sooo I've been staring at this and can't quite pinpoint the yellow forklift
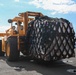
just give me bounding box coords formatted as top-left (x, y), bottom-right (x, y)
top-left (0, 11), bottom-right (75, 61)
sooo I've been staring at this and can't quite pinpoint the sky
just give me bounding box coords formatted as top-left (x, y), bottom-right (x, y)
top-left (0, 0), bottom-right (76, 33)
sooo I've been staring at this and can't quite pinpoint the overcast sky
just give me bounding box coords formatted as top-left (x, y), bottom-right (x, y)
top-left (0, 0), bottom-right (76, 33)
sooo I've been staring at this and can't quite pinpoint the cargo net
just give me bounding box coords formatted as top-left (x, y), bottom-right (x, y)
top-left (26, 16), bottom-right (75, 61)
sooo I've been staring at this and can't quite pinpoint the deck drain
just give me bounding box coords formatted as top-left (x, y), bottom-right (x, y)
top-left (62, 60), bottom-right (73, 63)
top-left (67, 69), bottom-right (76, 73)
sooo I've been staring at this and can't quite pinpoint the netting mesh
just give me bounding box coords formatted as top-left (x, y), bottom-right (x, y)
top-left (25, 16), bottom-right (75, 61)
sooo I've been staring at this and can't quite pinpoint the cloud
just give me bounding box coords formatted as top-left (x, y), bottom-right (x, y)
top-left (29, 0), bottom-right (76, 14)
top-left (14, 0), bottom-right (20, 2)
top-left (0, 26), bottom-right (10, 33)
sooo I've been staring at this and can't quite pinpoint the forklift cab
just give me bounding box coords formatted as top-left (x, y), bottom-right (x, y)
top-left (8, 18), bottom-right (24, 36)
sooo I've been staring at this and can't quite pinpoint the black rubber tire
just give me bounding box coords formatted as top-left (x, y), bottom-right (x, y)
top-left (26, 16), bottom-right (75, 61)
top-left (0, 40), bottom-right (5, 56)
top-left (6, 37), bottom-right (19, 61)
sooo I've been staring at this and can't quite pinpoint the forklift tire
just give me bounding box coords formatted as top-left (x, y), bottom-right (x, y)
top-left (27, 16), bottom-right (75, 61)
top-left (0, 40), bottom-right (5, 56)
top-left (6, 37), bottom-right (19, 61)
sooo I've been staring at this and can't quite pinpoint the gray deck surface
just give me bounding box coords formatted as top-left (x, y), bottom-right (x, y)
top-left (0, 49), bottom-right (76, 75)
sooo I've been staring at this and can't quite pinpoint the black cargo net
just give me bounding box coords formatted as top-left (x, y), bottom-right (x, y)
top-left (26, 16), bottom-right (75, 61)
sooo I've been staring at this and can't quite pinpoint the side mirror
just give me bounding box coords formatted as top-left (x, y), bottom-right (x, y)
top-left (8, 19), bottom-right (12, 23)
top-left (15, 23), bottom-right (17, 25)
